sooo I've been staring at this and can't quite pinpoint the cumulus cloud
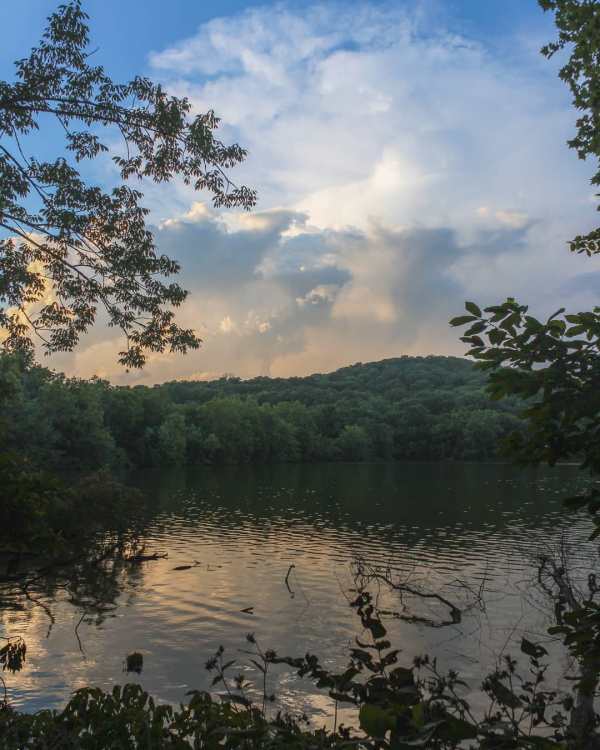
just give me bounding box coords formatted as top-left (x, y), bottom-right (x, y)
top-left (53, 203), bottom-right (541, 384)
top-left (51, 2), bottom-right (600, 382)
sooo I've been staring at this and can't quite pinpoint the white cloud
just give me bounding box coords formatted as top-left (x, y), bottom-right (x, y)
top-left (52, 206), bottom-right (552, 384)
top-left (149, 3), bottom-right (593, 239)
top-left (219, 315), bottom-right (236, 334)
top-left (51, 2), bottom-right (600, 382)
top-left (296, 285), bottom-right (338, 307)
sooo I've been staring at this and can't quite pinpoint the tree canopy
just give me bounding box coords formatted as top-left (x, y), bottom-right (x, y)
top-left (540, 0), bottom-right (600, 256)
top-left (451, 0), bottom-right (600, 508)
top-left (0, 353), bottom-right (523, 469)
top-left (0, 0), bottom-right (255, 368)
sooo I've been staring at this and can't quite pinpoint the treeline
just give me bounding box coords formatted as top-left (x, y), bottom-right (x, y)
top-left (0, 354), bottom-right (523, 469)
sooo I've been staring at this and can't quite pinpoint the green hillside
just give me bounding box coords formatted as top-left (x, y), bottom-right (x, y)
top-left (1, 354), bottom-right (523, 468)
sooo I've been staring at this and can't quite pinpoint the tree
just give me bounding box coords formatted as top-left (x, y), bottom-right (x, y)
top-left (539, 0), bottom-right (600, 257)
top-left (451, 2), bottom-right (600, 744)
top-left (203, 432), bottom-right (223, 464)
top-left (0, 0), bottom-right (255, 369)
top-left (337, 424), bottom-right (371, 461)
top-left (157, 410), bottom-right (187, 465)
top-left (450, 0), bottom-right (600, 520)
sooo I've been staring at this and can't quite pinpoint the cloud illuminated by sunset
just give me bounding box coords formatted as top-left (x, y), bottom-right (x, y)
top-left (39, 1), bottom-right (598, 384)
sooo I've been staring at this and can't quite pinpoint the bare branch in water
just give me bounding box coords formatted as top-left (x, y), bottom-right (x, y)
top-left (352, 557), bottom-right (463, 628)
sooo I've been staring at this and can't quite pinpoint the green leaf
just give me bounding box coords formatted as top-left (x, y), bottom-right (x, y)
top-left (449, 315), bottom-right (477, 327)
top-left (499, 312), bottom-right (520, 333)
top-left (435, 715), bottom-right (478, 742)
top-left (488, 328), bottom-right (506, 345)
top-left (521, 638), bottom-right (548, 659)
top-left (368, 620), bottom-right (387, 640)
top-left (489, 680), bottom-right (522, 708)
top-left (462, 335), bottom-right (484, 347)
top-left (464, 321), bottom-right (487, 336)
top-left (465, 301), bottom-right (482, 317)
top-left (359, 703), bottom-right (395, 737)
top-left (524, 315), bottom-right (544, 330)
top-left (351, 648), bottom-right (374, 666)
top-left (547, 626), bottom-right (567, 636)
top-left (390, 666), bottom-right (414, 686)
top-left (548, 319), bottom-right (566, 334)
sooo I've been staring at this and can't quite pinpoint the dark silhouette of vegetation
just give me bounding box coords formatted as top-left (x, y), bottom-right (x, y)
top-left (0, 0), bottom-right (254, 369)
top-left (0, 579), bottom-right (585, 748)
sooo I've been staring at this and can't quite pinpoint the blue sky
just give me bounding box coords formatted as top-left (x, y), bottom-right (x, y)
top-left (1, 1), bottom-right (598, 383)
top-left (1, 1), bottom-right (550, 70)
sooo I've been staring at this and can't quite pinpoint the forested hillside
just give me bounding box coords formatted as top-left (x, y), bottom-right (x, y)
top-left (1, 354), bottom-right (522, 468)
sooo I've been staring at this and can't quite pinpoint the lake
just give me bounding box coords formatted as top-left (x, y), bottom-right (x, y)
top-left (3, 461), bottom-right (596, 723)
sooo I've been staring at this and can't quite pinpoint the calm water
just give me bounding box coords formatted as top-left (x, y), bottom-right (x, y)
top-left (2, 462), bottom-right (596, 721)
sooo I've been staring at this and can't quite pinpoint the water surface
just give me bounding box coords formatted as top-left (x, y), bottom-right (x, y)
top-left (3, 462), bottom-right (595, 721)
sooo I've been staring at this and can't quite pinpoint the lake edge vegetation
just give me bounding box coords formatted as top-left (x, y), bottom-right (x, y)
top-left (0, 353), bottom-right (525, 470)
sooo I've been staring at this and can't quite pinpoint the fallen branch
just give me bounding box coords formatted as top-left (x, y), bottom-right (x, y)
top-left (353, 559), bottom-right (462, 628)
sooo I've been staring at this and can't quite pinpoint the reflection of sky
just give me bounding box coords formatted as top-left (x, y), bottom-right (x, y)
top-left (2, 463), bottom-right (595, 722)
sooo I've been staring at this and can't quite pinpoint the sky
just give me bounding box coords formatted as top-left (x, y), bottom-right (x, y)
top-left (2, 0), bottom-right (599, 384)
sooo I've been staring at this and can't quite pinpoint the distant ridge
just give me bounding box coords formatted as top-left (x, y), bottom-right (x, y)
top-left (159, 355), bottom-right (480, 406)
top-left (3, 353), bottom-right (522, 467)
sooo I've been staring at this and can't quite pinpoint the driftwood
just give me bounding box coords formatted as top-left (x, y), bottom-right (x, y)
top-left (352, 558), bottom-right (462, 628)
top-left (284, 564), bottom-right (297, 598)
top-left (172, 560), bottom-right (201, 571)
top-left (124, 552), bottom-right (168, 563)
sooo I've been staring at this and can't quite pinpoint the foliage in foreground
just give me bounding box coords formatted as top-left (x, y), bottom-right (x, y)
top-left (0, 0), bottom-right (254, 368)
top-left (0, 586), bottom-right (583, 749)
top-left (445, 3), bottom-right (600, 747)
